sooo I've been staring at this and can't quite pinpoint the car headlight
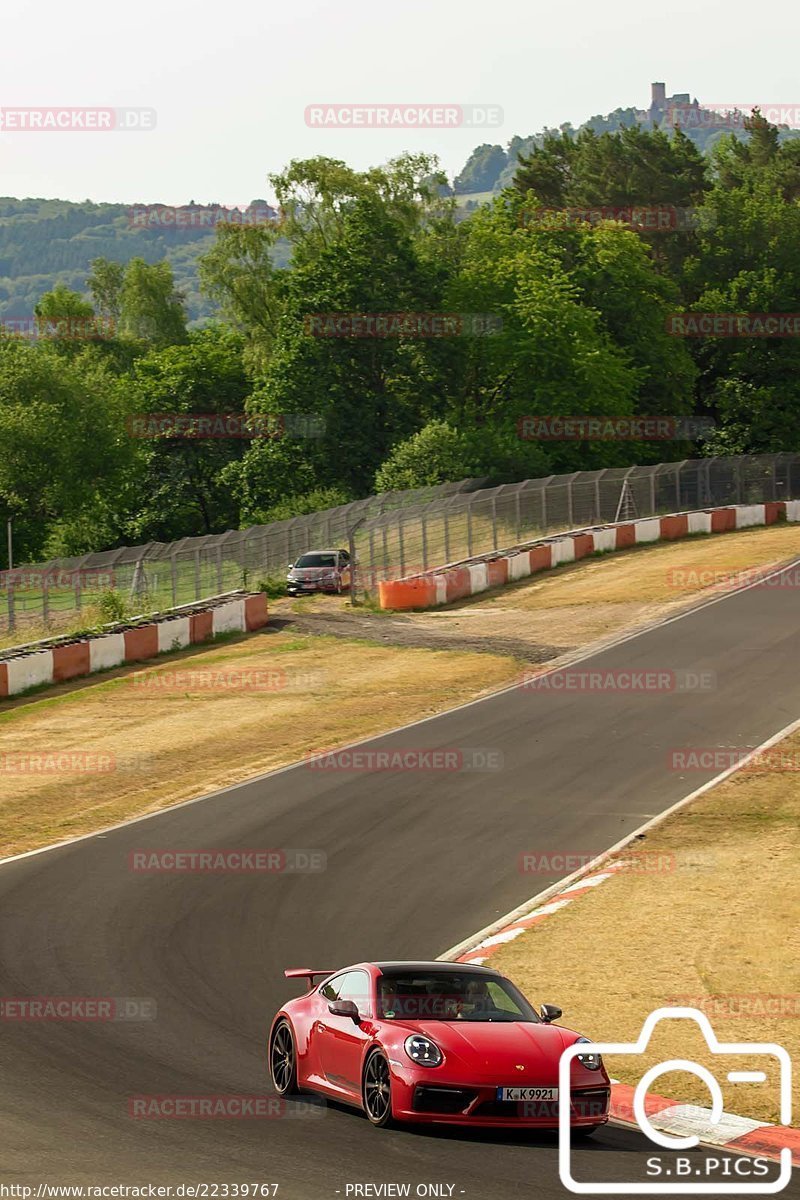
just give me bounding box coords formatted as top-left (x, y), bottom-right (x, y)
top-left (404, 1035), bottom-right (443, 1067)
top-left (575, 1036), bottom-right (603, 1070)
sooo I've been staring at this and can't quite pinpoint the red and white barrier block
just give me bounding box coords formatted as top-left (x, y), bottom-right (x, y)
top-left (0, 593), bottom-right (268, 699)
top-left (379, 502), bottom-right (798, 610)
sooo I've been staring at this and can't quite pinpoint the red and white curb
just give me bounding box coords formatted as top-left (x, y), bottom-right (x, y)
top-left (453, 863), bottom-right (628, 965)
top-left (611, 1083), bottom-right (800, 1166)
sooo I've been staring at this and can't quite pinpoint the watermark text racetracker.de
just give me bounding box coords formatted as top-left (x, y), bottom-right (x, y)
top-left (0, 316), bottom-right (116, 341)
top-left (521, 668), bottom-right (716, 694)
top-left (668, 102), bottom-right (800, 130)
top-left (667, 313), bottom-right (800, 337)
top-left (304, 312), bottom-right (502, 338)
top-left (303, 747), bottom-right (504, 772)
top-left (666, 565), bottom-right (800, 592)
top-left (519, 205), bottom-right (712, 233)
top-left (128, 849), bottom-right (326, 873)
top-left (129, 668), bottom-right (326, 694)
top-left (1, 996), bottom-right (156, 1021)
top-left (519, 848), bottom-right (717, 876)
top-left (305, 103), bottom-right (502, 128)
top-left (0, 568), bottom-right (115, 591)
top-left (666, 993), bottom-right (800, 1019)
top-left (129, 1094), bottom-right (325, 1120)
top-left (517, 416), bottom-right (714, 442)
top-left (669, 746), bottom-right (800, 772)
top-left (0, 751), bottom-right (115, 775)
top-left (0, 107), bottom-right (156, 131)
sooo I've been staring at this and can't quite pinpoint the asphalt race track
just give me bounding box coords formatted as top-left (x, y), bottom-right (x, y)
top-left (2, 567), bottom-right (800, 1198)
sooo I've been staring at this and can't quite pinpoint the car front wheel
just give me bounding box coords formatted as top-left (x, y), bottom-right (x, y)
top-left (363, 1049), bottom-right (394, 1127)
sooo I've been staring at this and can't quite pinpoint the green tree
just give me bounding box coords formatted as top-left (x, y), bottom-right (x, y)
top-left (0, 341), bottom-right (131, 560)
top-left (120, 326), bottom-right (251, 540)
top-left (87, 258), bottom-right (125, 324)
top-left (119, 258), bottom-right (188, 345)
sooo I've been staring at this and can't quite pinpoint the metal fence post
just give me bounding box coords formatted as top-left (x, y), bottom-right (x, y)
top-left (171, 555), bottom-right (178, 606)
top-left (676, 465), bottom-right (681, 511)
top-left (567, 479), bottom-right (573, 527)
top-left (216, 544), bottom-right (223, 594)
top-left (194, 550), bottom-right (201, 600)
top-left (444, 508), bottom-right (450, 563)
top-left (421, 510), bottom-right (428, 572)
top-left (398, 512), bottom-right (406, 577)
top-left (42, 572), bottom-right (50, 626)
top-left (7, 582), bottom-right (15, 633)
top-left (491, 495), bottom-right (498, 550)
top-left (347, 516), bottom-right (366, 605)
top-left (514, 491), bottom-right (521, 543)
top-left (467, 504), bottom-right (473, 556)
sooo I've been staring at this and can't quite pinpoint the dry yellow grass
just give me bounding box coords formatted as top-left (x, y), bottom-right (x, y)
top-left (0, 632), bottom-right (518, 857)
top-left (493, 735), bottom-right (800, 1123)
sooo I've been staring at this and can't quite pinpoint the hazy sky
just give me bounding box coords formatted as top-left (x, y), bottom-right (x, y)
top-left (2, 0), bottom-right (799, 205)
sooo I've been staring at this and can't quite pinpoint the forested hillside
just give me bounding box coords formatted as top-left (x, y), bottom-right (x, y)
top-left (2, 114), bottom-right (799, 568)
top-left (0, 198), bottom-right (285, 325)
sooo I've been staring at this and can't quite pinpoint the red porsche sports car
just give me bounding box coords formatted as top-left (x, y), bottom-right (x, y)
top-left (268, 960), bottom-right (610, 1131)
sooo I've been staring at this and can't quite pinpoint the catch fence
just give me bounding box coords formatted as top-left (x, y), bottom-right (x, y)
top-left (3, 454), bottom-right (799, 635)
top-left (351, 454), bottom-right (800, 595)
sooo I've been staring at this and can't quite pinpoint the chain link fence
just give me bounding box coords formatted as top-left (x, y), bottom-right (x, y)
top-left (0, 478), bottom-right (486, 638)
top-left (3, 454), bottom-right (799, 637)
top-left (351, 454), bottom-right (800, 596)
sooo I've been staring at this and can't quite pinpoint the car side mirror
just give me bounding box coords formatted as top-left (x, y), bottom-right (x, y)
top-left (288, 563), bottom-right (294, 569)
top-left (540, 1003), bottom-right (562, 1024)
top-left (328, 999), bottom-right (360, 1022)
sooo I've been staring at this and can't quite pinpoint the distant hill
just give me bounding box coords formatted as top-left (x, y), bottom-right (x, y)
top-left (0, 197), bottom-right (286, 327)
top-left (454, 84), bottom-right (800, 196)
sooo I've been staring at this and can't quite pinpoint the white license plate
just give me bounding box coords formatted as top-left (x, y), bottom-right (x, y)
top-left (497, 1086), bottom-right (558, 1102)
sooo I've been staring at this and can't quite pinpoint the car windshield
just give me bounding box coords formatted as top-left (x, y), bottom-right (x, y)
top-left (377, 971), bottom-right (540, 1022)
top-left (295, 554), bottom-right (336, 568)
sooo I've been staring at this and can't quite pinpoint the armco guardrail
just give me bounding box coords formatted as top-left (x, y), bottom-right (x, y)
top-left (377, 501), bottom-right (800, 610)
top-left (0, 591), bottom-right (268, 699)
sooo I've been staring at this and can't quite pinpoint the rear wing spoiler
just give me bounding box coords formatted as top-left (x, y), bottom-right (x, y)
top-left (284, 968), bottom-right (336, 993)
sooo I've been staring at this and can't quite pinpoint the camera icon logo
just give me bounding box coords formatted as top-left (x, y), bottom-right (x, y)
top-left (558, 1006), bottom-right (792, 1194)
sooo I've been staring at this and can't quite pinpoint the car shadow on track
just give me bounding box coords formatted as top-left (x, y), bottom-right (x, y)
top-left (298, 1095), bottom-right (625, 1152)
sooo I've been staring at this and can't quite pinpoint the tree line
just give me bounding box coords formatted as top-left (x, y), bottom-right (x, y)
top-left (1, 112), bottom-right (798, 565)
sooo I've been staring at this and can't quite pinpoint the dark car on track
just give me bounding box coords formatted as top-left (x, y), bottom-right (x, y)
top-left (269, 961), bottom-right (610, 1131)
top-left (286, 549), bottom-right (350, 596)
